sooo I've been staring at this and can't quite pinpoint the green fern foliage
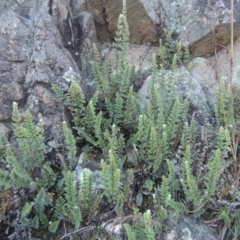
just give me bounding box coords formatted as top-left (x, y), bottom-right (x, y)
top-left (34, 188), bottom-right (49, 213)
top-left (130, 54), bottom-right (189, 174)
top-left (104, 124), bottom-right (126, 168)
top-left (215, 78), bottom-right (233, 127)
top-left (54, 197), bottom-right (66, 219)
top-left (63, 121), bottom-right (77, 170)
top-left (180, 145), bottom-right (223, 210)
top-left (67, 81), bottom-right (86, 127)
top-left (157, 30), bottom-right (190, 68)
top-left (12, 102), bottom-right (45, 171)
top-left (1, 0), bottom-right (235, 239)
top-left (52, 0), bottom-right (140, 155)
top-left (144, 210), bottom-right (155, 240)
top-left (64, 171), bottom-right (82, 229)
top-left (181, 145), bottom-right (201, 206)
top-left (79, 168), bottom-right (101, 219)
top-left (123, 209), bottom-right (156, 240)
top-left (0, 169), bottom-right (11, 191)
top-left (205, 149), bottom-right (222, 198)
top-left (101, 150), bottom-right (121, 205)
top-left (6, 147), bottom-right (32, 188)
top-left (48, 220), bottom-right (60, 233)
top-left (64, 171), bottom-right (78, 211)
top-left (166, 159), bottom-right (180, 198)
top-left (52, 84), bottom-right (67, 102)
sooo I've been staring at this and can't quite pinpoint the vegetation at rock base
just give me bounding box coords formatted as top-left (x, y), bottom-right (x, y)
top-left (1, 0), bottom-right (240, 239)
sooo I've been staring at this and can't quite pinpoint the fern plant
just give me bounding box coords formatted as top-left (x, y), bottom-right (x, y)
top-left (214, 77), bottom-right (240, 184)
top-left (157, 30), bottom-right (190, 69)
top-left (63, 170), bottom-right (82, 229)
top-left (101, 149), bottom-right (133, 215)
top-left (123, 209), bottom-right (156, 240)
top-left (0, 104), bottom-right (103, 238)
top-left (11, 102), bottom-right (45, 177)
top-left (128, 52), bottom-right (189, 175)
top-left (52, 0), bottom-right (141, 157)
top-left (180, 145), bottom-right (223, 212)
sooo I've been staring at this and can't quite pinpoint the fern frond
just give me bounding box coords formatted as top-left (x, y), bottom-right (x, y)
top-left (31, 215), bottom-right (39, 229)
top-left (166, 159), bottom-right (179, 198)
top-left (67, 81), bottom-right (86, 127)
top-left (120, 65), bottom-right (134, 96)
top-left (166, 97), bottom-right (181, 147)
top-left (58, 153), bottom-right (68, 173)
top-left (64, 171), bottom-right (78, 211)
top-left (42, 164), bottom-right (57, 188)
top-left (133, 209), bottom-right (145, 240)
top-left (160, 176), bottom-right (169, 209)
top-left (148, 126), bottom-right (158, 161)
top-left (21, 202), bottom-right (34, 219)
top-left (48, 220), bottom-right (60, 233)
top-left (180, 145), bottom-right (201, 206)
top-left (205, 149), bottom-right (221, 197)
top-left (143, 210), bottom-right (155, 240)
top-left (52, 84), bottom-right (67, 102)
top-left (219, 207), bottom-right (231, 228)
top-left (79, 169), bottom-right (94, 212)
top-left (34, 188), bottom-right (47, 213)
top-left (83, 100), bottom-right (96, 132)
top-left (63, 121), bottom-right (77, 170)
top-left (39, 212), bottom-right (48, 228)
top-left (6, 148), bottom-right (32, 188)
top-left (12, 102), bottom-right (23, 138)
top-left (106, 124), bottom-right (125, 168)
top-left (101, 150), bottom-right (121, 204)
top-left (184, 159), bottom-right (201, 205)
top-left (167, 195), bottom-right (186, 213)
top-left (153, 130), bottom-right (167, 174)
top-left (91, 43), bottom-right (107, 92)
top-left (123, 223), bottom-right (136, 240)
top-left (0, 169), bottom-right (11, 191)
top-left (114, 92), bottom-right (123, 125)
top-left (157, 206), bottom-right (168, 222)
top-left (71, 206), bottom-right (81, 230)
top-left (54, 197), bottom-right (66, 219)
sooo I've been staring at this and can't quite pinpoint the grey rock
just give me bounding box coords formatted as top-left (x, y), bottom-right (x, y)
top-left (0, 123), bottom-right (10, 139)
top-left (208, 37), bottom-right (240, 85)
top-left (137, 65), bottom-right (215, 120)
top-left (164, 216), bottom-right (218, 240)
top-left (0, 11), bottom-right (31, 120)
top-left (77, 11), bottom-right (98, 96)
top-left (84, 0), bottom-right (159, 45)
top-left (80, 0), bottom-right (240, 59)
top-left (0, 1), bottom-right (93, 148)
top-left (189, 57), bottom-right (218, 107)
top-left (0, 0), bottom-right (37, 18)
top-left (101, 43), bottom-right (158, 72)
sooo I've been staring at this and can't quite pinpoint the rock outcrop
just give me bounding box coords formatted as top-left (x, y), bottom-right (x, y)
top-left (77, 0), bottom-right (240, 57)
top-left (1, 0), bottom-right (239, 140)
top-left (0, 0), bottom-right (97, 150)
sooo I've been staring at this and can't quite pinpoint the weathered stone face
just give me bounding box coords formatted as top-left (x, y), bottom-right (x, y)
top-left (0, 0), bottom-right (36, 18)
top-left (0, 2), bottom-right (83, 148)
top-left (208, 37), bottom-right (240, 83)
top-left (82, 0), bottom-right (240, 57)
top-left (0, 11), bottom-right (32, 121)
top-left (82, 0), bottom-right (159, 45)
